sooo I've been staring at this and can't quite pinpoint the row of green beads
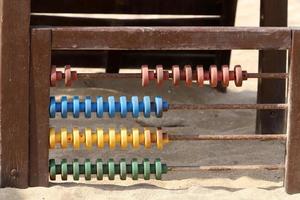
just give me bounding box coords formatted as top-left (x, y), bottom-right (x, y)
top-left (49, 158), bottom-right (167, 181)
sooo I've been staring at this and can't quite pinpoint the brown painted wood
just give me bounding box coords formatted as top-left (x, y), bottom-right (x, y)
top-left (51, 27), bottom-right (291, 50)
top-left (29, 29), bottom-right (51, 187)
top-left (0, 0), bottom-right (30, 188)
top-left (285, 30), bottom-right (300, 194)
top-left (256, 0), bottom-right (288, 134)
top-left (31, 0), bottom-right (222, 15)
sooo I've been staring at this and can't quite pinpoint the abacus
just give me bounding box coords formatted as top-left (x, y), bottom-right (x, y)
top-left (2, 25), bottom-right (300, 194)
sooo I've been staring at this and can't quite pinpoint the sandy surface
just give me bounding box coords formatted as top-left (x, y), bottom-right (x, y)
top-left (2, 0), bottom-right (300, 199)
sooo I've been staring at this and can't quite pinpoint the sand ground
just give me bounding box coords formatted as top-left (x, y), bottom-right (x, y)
top-left (2, 0), bottom-right (300, 199)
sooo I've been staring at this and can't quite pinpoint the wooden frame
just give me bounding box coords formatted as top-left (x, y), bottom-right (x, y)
top-left (27, 27), bottom-right (300, 194)
top-left (256, 0), bottom-right (288, 134)
top-left (0, 0), bottom-right (30, 188)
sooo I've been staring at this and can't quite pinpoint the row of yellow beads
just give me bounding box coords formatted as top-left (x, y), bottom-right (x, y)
top-left (49, 128), bottom-right (169, 150)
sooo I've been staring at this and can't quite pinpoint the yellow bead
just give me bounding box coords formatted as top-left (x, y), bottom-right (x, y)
top-left (144, 128), bottom-right (152, 148)
top-left (132, 128), bottom-right (140, 149)
top-left (97, 128), bottom-right (104, 148)
top-left (109, 128), bottom-right (116, 149)
top-left (120, 128), bottom-right (128, 149)
top-left (60, 128), bottom-right (68, 148)
top-left (85, 128), bottom-right (92, 149)
top-left (49, 128), bottom-right (56, 149)
top-left (73, 128), bottom-right (80, 149)
top-left (156, 129), bottom-right (163, 150)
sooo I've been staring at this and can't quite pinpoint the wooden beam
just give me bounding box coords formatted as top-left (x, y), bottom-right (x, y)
top-left (256, 0), bottom-right (288, 134)
top-left (0, 0), bottom-right (30, 188)
top-left (50, 27), bottom-right (291, 50)
top-left (29, 29), bottom-right (51, 187)
top-left (31, 0), bottom-right (222, 15)
top-left (285, 30), bottom-right (300, 194)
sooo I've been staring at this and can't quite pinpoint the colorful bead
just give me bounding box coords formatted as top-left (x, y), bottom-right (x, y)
top-left (50, 127), bottom-right (169, 150)
top-left (49, 96), bottom-right (56, 118)
top-left (108, 159), bottom-right (115, 180)
top-left (131, 96), bottom-right (139, 118)
top-left (49, 158), bottom-right (167, 181)
top-left (96, 96), bottom-right (104, 118)
top-left (85, 159), bottom-right (91, 180)
top-left (120, 96), bottom-right (127, 118)
top-left (119, 159), bottom-right (127, 180)
top-left (73, 159), bottom-right (80, 181)
top-left (155, 96), bottom-right (163, 118)
top-left (73, 96), bottom-right (80, 118)
top-left (131, 159), bottom-right (139, 180)
top-left (96, 159), bottom-right (103, 180)
top-left (61, 96), bottom-right (68, 118)
top-left (143, 96), bottom-right (151, 118)
top-left (84, 96), bottom-right (92, 118)
top-left (108, 96), bottom-right (115, 118)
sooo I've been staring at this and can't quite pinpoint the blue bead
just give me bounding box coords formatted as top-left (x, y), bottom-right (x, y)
top-left (49, 96), bottom-right (56, 118)
top-left (73, 96), bottom-right (80, 118)
top-left (155, 96), bottom-right (163, 118)
top-left (120, 96), bottom-right (127, 118)
top-left (143, 96), bottom-right (151, 118)
top-left (108, 96), bottom-right (115, 118)
top-left (85, 97), bottom-right (92, 118)
top-left (132, 96), bottom-right (139, 118)
top-left (61, 96), bottom-right (68, 118)
top-left (96, 96), bottom-right (104, 118)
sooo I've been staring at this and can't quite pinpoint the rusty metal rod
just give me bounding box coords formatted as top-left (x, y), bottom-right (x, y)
top-left (168, 164), bottom-right (285, 172)
top-left (169, 103), bottom-right (288, 110)
top-left (247, 73), bottom-right (288, 79)
top-left (76, 72), bottom-right (288, 80)
top-left (168, 134), bottom-right (286, 141)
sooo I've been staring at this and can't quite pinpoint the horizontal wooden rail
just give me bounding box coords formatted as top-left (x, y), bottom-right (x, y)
top-left (45, 27), bottom-right (292, 50)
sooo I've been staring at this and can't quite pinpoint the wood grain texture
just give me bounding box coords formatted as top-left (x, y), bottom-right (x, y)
top-left (29, 29), bottom-right (51, 187)
top-left (51, 27), bottom-right (291, 50)
top-left (0, 0), bottom-right (30, 188)
top-left (285, 30), bottom-right (300, 194)
top-left (256, 0), bottom-right (288, 134)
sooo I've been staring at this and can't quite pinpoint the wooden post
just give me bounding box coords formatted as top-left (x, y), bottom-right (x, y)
top-left (29, 29), bottom-right (51, 187)
top-left (0, 0), bottom-right (30, 188)
top-left (285, 30), bottom-right (300, 194)
top-left (256, 0), bottom-right (287, 134)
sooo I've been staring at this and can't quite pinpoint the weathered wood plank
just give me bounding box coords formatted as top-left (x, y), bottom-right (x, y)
top-left (256, 0), bottom-right (287, 134)
top-left (285, 30), bottom-right (300, 194)
top-left (29, 29), bottom-right (51, 187)
top-left (0, 0), bottom-right (30, 188)
top-left (50, 27), bottom-right (291, 50)
top-left (31, 0), bottom-right (222, 15)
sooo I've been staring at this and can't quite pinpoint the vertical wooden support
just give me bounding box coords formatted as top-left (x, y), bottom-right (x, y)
top-left (29, 29), bottom-right (51, 187)
top-left (0, 0), bottom-right (30, 188)
top-left (256, 0), bottom-right (287, 134)
top-left (285, 30), bottom-right (300, 194)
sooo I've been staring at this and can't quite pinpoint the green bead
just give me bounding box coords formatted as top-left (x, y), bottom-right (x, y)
top-left (61, 159), bottom-right (68, 181)
top-left (96, 159), bottom-right (103, 180)
top-left (73, 159), bottom-right (79, 181)
top-left (108, 159), bottom-right (115, 180)
top-left (85, 159), bottom-right (91, 180)
top-left (143, 159), bottom-right (150, 180)
top-left (119, 159), bottom-right (127, 180)
top-left (49, 159), bottom-right (56, 180)
top-left (155, 159), bottom-right (162, 180)
top-left (131, 159), bottom-right (138, 180)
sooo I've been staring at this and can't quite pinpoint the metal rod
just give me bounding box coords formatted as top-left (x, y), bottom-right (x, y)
top-left (168, 134), bottom-right (286, 141)
top-left (76, 72), bottom-right (288, 80)
top-left (247, 73), bottom-right (288, 79)
top-left (168, 164), bottom-right (285, 172)
top-left (169, 103), bottom-right (288, 110)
